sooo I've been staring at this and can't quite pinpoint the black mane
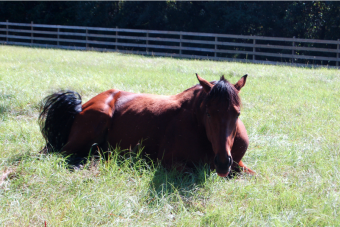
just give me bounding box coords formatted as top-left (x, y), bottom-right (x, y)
top-left (207, 76), bottom-right (241, 107)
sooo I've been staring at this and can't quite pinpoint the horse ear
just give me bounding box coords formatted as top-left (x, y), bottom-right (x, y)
top-left (196, 73), bottom-right (212, 93)
top-left (234, 74), bottom-right (247, 91)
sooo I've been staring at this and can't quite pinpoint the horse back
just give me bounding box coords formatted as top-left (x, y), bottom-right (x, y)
top-left (81, 89), bottom-right (121, 117)
top-left (106, 91), bottom-right (190, 157)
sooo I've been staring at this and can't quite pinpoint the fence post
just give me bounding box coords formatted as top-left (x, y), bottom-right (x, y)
top-left (57, 27), bottom-right (60, 46)
top-left (146, 32), bottom-right (149, 53)
top-left (292, 36), bottom-right (295, 63)
top-left (252, 37), bottom-right (256, 61)
top-left (337, 39), bottom-right (339, 67)
top-left (31, 21), bottom-right (34, 44)
top-left (115, 26), bottom-right (118, 51)
top-left (86, 29), bottom-right (88, 49)
top-left (6, 20), bottom-right (8, 42)
top-left (179, 32), bottom-right (182, 56)
top-left (214, 37), bottom-right (217, 58)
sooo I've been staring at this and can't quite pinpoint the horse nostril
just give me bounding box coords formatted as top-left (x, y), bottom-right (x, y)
top-left (228, 156), bottom-right (233, 166)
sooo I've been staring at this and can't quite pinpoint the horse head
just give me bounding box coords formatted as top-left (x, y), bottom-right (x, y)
top-left (196, 73), bottom-right (247, 177)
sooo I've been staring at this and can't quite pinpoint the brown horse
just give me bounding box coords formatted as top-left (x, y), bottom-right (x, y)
top-left (39, 74), bottom-right (254, 177)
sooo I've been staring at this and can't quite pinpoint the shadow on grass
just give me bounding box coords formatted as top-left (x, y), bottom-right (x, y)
top-left (39, 143), bottom-right (224, 189)
top-left (38, 143), bottom-right (222, 206)
top-left (43, 143), bottom-right (215, 186)
top-left (38, 143), bottom-right (102, 169)
top-left (144, 163), bottom-right (217, 211)
top-left (149, 163), bottom-right (212, 194)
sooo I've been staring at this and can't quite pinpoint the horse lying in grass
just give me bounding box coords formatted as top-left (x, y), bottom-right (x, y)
top-left (39, 74), bottom-right (255, 177)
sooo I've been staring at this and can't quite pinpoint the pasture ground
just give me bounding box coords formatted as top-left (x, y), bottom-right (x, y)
top-left (0, 45), bottom-right (339, 226)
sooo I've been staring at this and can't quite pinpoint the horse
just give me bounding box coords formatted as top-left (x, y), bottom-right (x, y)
top-left (39, 74), bottom-right (255, 177)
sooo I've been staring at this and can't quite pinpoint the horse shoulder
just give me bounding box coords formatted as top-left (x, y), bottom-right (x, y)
top-left (158, 108), bottom-right (211, 164)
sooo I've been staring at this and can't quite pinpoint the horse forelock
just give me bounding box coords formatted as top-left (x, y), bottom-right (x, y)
top-left (206, 77), bottom-right (241, 108)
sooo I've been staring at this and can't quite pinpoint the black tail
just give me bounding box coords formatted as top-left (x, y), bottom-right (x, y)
top-left (39, 90), bottom-right (82, 153)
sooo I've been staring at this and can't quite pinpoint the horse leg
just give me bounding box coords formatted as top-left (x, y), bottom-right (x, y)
top-left (231, 119), bottom-right (255, 175)
top-left (237, 160), bottom-right (255, 175)
top-left (61, 111), bottom-right (111, 157)
top-left (60, 90), bottom-right (121, 157)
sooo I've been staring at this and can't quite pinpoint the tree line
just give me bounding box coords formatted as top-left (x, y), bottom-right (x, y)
top-left (1, 1), bottom-right (339, 40)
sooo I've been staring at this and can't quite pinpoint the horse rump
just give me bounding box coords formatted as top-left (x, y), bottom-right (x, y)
top-left (38, 90), bottom-right (82, 153)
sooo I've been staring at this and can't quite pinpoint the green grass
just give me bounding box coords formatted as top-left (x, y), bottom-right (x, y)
top-left (0, 45), bottom-right (339, 226)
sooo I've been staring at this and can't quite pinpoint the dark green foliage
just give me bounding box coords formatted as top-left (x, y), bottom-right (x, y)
top-left (0, 1), bottom-right (339, 40)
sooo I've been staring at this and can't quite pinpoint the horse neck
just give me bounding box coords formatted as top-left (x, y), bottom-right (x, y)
top-left (175, 85), bottom-right (207, 119)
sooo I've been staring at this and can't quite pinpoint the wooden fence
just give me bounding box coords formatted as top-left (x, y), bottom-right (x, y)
top-left (0, 21), bottom-right (339, 68)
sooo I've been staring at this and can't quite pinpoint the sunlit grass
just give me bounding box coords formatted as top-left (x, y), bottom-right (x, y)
top-left (0, 45), bottom-right (339, 226)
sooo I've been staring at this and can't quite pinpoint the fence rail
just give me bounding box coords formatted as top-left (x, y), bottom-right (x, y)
top-left (0, 21), bottom-right (339, 67)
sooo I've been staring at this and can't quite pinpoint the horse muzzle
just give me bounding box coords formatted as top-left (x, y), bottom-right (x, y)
top-left (214, 155), bottom-right (233, 177)
top-left (217, 171), bottom-right (230, 177)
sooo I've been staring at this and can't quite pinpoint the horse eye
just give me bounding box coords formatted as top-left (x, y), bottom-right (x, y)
top-left (206, 112), bottom-right (211, 117)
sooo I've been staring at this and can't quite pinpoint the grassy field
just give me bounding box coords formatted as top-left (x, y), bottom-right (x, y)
top-left (0, 45), bottom-right (339, 226)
